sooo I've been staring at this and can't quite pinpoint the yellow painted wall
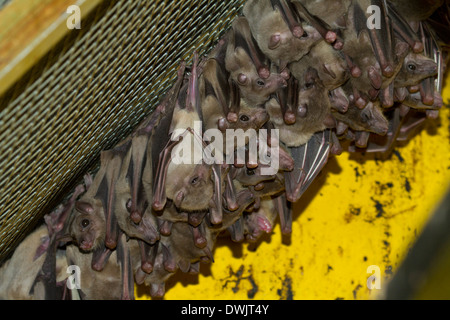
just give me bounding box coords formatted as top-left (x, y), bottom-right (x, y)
top-left (137, 74), bottom-right (450, 300)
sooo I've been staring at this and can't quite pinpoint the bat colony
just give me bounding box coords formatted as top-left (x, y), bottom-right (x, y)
top-left (0, 0), bottom-right (448, 299)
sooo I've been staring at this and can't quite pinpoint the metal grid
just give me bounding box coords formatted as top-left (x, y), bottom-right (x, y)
top-left (0, 0), bottom-right (245, 262)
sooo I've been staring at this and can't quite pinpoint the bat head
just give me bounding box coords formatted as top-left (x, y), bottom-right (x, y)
top-left (402, 52), bottom-right (438, 81)
top-left (356, 101), bottom-right (389, 135)
top-left (70, 200), bottom-right (105, 252)
top-left (166, 163), bottom-right (214, 212)
top-left (126, 209), bottom-right (160, 245)
top-left (226, 47), bottom-right (287, 105)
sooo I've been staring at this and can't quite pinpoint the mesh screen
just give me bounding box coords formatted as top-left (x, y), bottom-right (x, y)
top-left (0, 0), bottom-right (245, 262)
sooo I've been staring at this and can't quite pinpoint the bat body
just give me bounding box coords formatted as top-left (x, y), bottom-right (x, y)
top-left (225, 30), bottom-right (288, 106)
top-left (265, 67), bottom-right (332, 147)
top-left (289, 40), bottom-right (350, 91)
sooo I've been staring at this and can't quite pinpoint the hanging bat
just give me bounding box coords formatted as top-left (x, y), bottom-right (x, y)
top-left (224, 22), bottom-right (288, 106)
top-left (265, 67), bottom-right (332, 148)
top-left (289, 40), bottom-right (350, 91)
top-left (332, 100), bottom-right (389, 136)
top-left (243, 0), bottom-right (322, 68)
top-left (114, 137), bottom-right (160, 245)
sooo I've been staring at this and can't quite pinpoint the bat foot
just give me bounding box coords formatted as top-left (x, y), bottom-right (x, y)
top-left (130, 211), bottom-right (142, 224)
top-left (325, 31), bottom-right (337, 44)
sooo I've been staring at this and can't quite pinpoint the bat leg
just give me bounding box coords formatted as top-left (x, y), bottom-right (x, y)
top-left (161, 243), bottom-right (177, 273)
top-left (380, 83), bottom-right (395, 108)
top-left (91, 246), bottom-right (113, 272)
top-left (233, 17), bottom-right (270, 78)
top-left (355, 131), bottom-right (371, 148)
top-left (275, 79), bottom-right (296, 125)
top-left (292, 1), bottom-right (337, 44)
top-left (387, 2), bottom-right (423, 53)
top-left (342, 53), bottom-right (362, 78)
top-left (158, 219), bottom-right (173, 236)
top-left (271, 0), bottom-right (304, 38)
top-left (419, 78), bottom-right (435, 106)
top-left (368, 66), bottom-right (382, 90)
top-left (224, 169), bottom-right (239, 211)
top-left (330, 131), bottom-right (343, 155)
top-left (209, 164), bottom-right (224, 224)
top-left (191, 225), bottom-right (207, 249)
top-left (351, 86), bottom-right (367, 109)
top-left (228, 217), bottom-right (245, 242)
top-left (188, 211), bottom-right (207, 227)
top-left (138, 240), bottom-right (154, 274)
top-left (395, 87), bottom-right (408, 102)
top-left (273, 194), bottom-right (292, 235)
top-left (226, 80), bottom-right (241, 123)
top-left (152, 133), bottom-right (187, 211)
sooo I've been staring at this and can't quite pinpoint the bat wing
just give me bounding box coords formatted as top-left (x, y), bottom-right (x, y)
top-left (232, 16), bottom-right (270, 79)
top-left (116, 233), bottom-right (134, 300)
top-left (284, 129), bottom-right (332, 203)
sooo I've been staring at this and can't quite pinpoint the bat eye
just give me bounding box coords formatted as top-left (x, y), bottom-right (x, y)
top-left (239, 114), bottom-right (250, 122)
top-left (256, 79), bottom-right (265, 87)
top-left (301, 31), bottom-right (308, 38)
top-left (190, 176), bottom-right (199, 185)
top-left (81, 219), bottom-right (90, 228)
top-left (361, 112), bottom-right (370, 122)
top-left (407, 64), bottom-right (416, 71)
top-left (305, 81), bottom-right (314, 89)
top-left (246, 169), bottom-right (255, 176)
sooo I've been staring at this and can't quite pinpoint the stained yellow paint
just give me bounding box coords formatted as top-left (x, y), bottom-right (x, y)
top-left (136, 74), bottom-right (450, 300)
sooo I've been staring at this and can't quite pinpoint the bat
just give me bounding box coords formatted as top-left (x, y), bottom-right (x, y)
top-left (224, 22), bottom-right (288, 106)
top-left (265, 67), bottom-right (332, 147)
top-left (289, 40), bottom-right (350, 91)
top-left (243, 0), bottom-right (322, 67)
top-left (332, 100), bottom-right (389, 136)
top-left (152, 53), bottom-right (216, 217)
top-left (394, 52), bottom-right (438, 88)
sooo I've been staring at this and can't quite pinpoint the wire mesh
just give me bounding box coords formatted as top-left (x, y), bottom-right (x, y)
top-left (0, 0), bottom-right (245, 262)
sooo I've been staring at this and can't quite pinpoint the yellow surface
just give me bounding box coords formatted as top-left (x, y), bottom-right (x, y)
top-left (136, 74), bottom-right (450, 300)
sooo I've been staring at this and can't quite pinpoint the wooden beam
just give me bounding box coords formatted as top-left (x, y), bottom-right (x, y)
top-left (0, 0), bottom-right (102, 97)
